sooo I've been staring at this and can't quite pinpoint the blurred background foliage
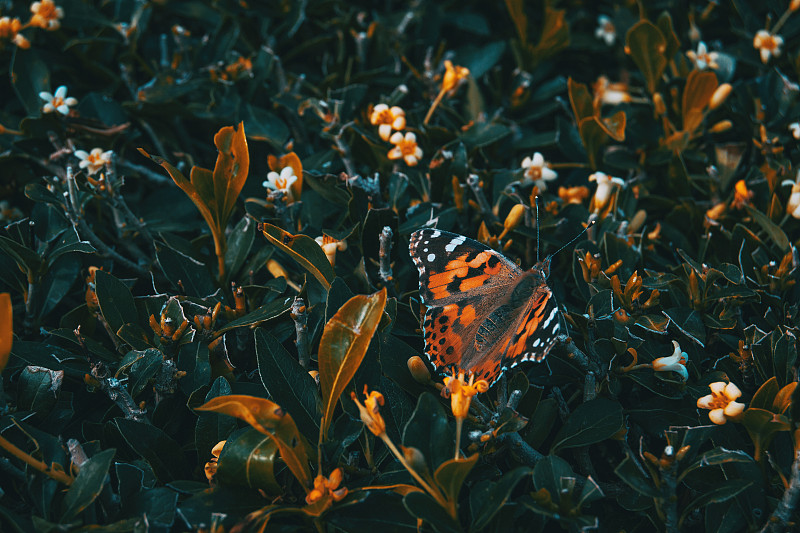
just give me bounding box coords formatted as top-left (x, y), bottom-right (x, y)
top-left (1, 0), bottom-right (800, 531)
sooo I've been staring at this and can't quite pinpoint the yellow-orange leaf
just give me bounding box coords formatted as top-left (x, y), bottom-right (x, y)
top-left (319, 288), bottom-right (387, 440)
top-left (195, 394), bottom-right (312, 489)
top-left (260, 223), bottom-right (334, 290)
top-left (682, 70), bottom-right (718, 134)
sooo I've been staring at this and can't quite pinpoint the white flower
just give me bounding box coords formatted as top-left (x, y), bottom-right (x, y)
top-left (782, 170), bottom-right (800, 219)
top-left (369, 104), bottom-right (406, 142)
top-left (595, 15), bottom-right (616, 46)
top-left (651, 340), bottom-right (689, 381)
top-left (388, 132), bottom-right (423, 166)
top-left (75, 148), bottom-right (113, 175)
top-left (263, 167), bottom-right (298, 192)
top-left (753, 30), bottom-right (783, 63)
top-left (593, 76), bottom-right (631, 105)
top-left (521, 152), bottom-right (558, 190)
top-left (789, 122), bottom-right (800, 140)
top-left (697, 382), bottom-right (745, 425)
top-left (39, 86), bottom-right (77, 115)
top-left (588, 172), bottom-right (625, 213)
top-left (687, 41), bottom-right (719, 70)
top-left (315, 236), bottom-right (348, 265)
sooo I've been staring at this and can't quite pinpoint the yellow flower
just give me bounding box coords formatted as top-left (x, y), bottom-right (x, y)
top-left (30, 0), bottom-right (64, 31)
top-left (558, 186), bottom-right (590, 205)
top-left (263, 167), bottom-right (297, 192)
top-left (651, 340), bottom-right (688, 381)
top-left (521, 152), bottom-right (558, 190)
top-left (753, 30), bottom-right (783, 63)
top-left (315, 235), bottom-right (347, 265)
top-left (204, 440), bottom-right (226, 482)
top-left (75, 148), bottom-right (113, 176)
top-left (388, 131), bottom-right (423, 166)
top-left (351, 386), bottom-right (386, 437)
top-left (687, 41), bottom-right (719, 70)
top-left (0, 17), bottom-right (30, 48)
top-left (443, 369), bottom-right (489, 420)
top-left (40, 86), bottom-right (78, 115)
top-left (588, 172), bottom-right (625, 214)
top-left (306, 468), bottom-right (348, 505)
top-left (595, 15), bottom-right (616, 46)
top-left (731, 179), bottom-right (753, 210)
top-left (697, 382), bottom-right (745, 425)
top-left (441, 60), bottom-right (469, 94)
top-left (370, 104), bottom-right (406, 141)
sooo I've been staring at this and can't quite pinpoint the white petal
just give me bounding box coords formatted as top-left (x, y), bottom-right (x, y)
top-left (532, 152), bottom-right (545, 166)
top-left (723, 401), bottom-right (745, 418)
top-left (709, 382), bottom-right (726, 395)
top-left (373, 103), bottom-right (388, 113)
top-left (723, 382), bottom-right (742, 401)
top-left (389, 131), bottom-right (403, 144)
top-left (64, 97), bottom-right (78, 106)
top-left (541, 167), bottom-right (558, 181)
top-left (379, 124), bottom-right (392, 141)
top-left (521, 156), bottom-right (532, 168)
top-left (55, 86), bottom-right (68, 98)
top-left (405, 132), bottom-right (417, 143)
top-left (404, 154), bottom-right (418, 166)
top-left (56, 105), bottom-right (70, 115)
top-left (708, 408), bottom-right (727, 425)
top-left (697, 394), bottom-right (715, 409)
top-left (390, 106), bottom-right (404, 117)
top-left (39, 91), bottom-right (53, 102)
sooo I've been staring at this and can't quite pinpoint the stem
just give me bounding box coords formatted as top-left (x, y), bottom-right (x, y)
top-left (761, 449), bottom-right (800, 532)
top-left (423, 88), bottom-right (447, 126)
top-left (0, 434), bottom-right (73, 485)
top-left (213, 231), bottom-right (227, 282)
top-left (454, 417), bottom-right (463, 460)
top-left (291, 298), bottom-right (309, 369)
top-left (378, 226), bottom-right (394, 283)
top-left (380, 434), bottom-right (445, 504)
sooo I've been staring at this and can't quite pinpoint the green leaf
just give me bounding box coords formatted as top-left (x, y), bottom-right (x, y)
top-left (243, 104), bottom-right (290, 147)
top-left (532, 456), bottom-right (574, 499)
top-left (45, 228), bottom-right (95, 267)
top-left (403, 393), bottom-right (453, 472)
top-left (113, 419), bottom-right (190, 482)
top-left (614, 456), bottom-right (659, 498)
top-left (216, 427), bottom-right (281, 494)
top-left (434, 454), bottom-right (478, 504)
top-left (680, 480), bottom-right (752, 527)
top-left (750, 376), bottom-right (779, 410)
top-left (94, 270), bottom-right (138, 337)
top-left (0, 235), bottom-right (42, 275)
top-left (194, 376), bottom-right (237, 463)
top-left (212, 296), bottom-right (294, 339)
top-left (402, 492), bottom-right (461, 533)
top-left (678, 447), bottom-right (753, 483)
top-left (256, 329), bottom-right (321, 439)
top-left (61, 448), bottom-right (116, 522)
top-left (17, 366), bottom-right (62, 417)
top-left (195, 394), bottom-right (312, 489)
top-left (625, 20), bottom-right (667, 94)
top-left (471, 467), bottom-right (532, 530)
top-left (224, 216), bottom-right (256, 281)
top-left (260, 223), bottom-right (335, 290)
top-left (156, 243), bottom-right (217, 298)
top-left (551, 398), bottom-right (623, 452)
top-left (11, 48), bottom-right (51, 115)
top-left (746, 206), bottom-right (790, 253)
top-left (663, 307), bottom-right (706, 347)
top-left (319, 288), bottom-right (387, 440)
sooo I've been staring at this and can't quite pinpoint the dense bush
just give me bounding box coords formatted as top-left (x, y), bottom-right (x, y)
top-left (2, 0), bottom-right (800, 531)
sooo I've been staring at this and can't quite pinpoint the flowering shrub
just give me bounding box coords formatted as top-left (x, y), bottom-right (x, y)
top-left (1, 1), bottom-right (800, 532)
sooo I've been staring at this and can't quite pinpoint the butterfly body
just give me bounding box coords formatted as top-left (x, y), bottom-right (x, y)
top-left (409, 228), bottom-right (561, 384)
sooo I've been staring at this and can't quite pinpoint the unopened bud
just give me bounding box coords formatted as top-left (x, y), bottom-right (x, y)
top-left (499, 204), bottom-right (526, 239)
top-left (266, 259), bottom-right (289, 279)
top-left (653, 92), bottom-right (666, 116)
top-left (791, 0), bottom-right (800, 12)
top-left (407, 356), bottom-right (432, 384)
top-left (710, 120), bottom-right (732, 133)
top-left (709, 83), bottom-right (732, 110)
top-left (402, 446), bottom-right (428, 473)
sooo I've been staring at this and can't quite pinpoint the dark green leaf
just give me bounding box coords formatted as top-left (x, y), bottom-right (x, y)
top-left (95, 270), bottom-right (138, 337)
top-left (551, 398), bottom-right (623, 452)
top-left (61, 448), bottom-right (116, 522)
top-left (113, 419), bottom-right (190, 482)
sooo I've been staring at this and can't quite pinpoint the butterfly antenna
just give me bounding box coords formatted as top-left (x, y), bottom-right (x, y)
top-left (535, 195), bottom-right (540, 264)
top-left (551, 220), bottom-right (596, 258)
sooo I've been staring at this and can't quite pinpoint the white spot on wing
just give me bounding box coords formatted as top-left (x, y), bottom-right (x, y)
top-left (444, 235), bottom-right (466, 253)
top-left (542, 307), bottom-right (558, 328)
top-left (427, 253), bottom-right (436, 262)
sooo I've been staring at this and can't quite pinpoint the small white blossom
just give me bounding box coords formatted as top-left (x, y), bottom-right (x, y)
top-left (39, 86), bottom-right (77, 115)
top-left (388, 132), bottom-right (423, 166)
top-left (595, 15), bottom-right (616, 46)
top-left (75, 148), bottom-right (113, 176)
top-left (263, 167), bottom-right (298, 192)
top-left (753, 30), bottom-right (783, 63)
top-left (588, 172), bottom-right (625, 213)
top-left (789, 122), bottom-right (800, 140)
top-left (651, 340), bottom-right (689, 381)
top-left (687, 41), bottom-right (719, 70)
top-left (697, 382), bottom-right (745, 425)
top-left (781, 170), bottom-right (800, 219)
top-left (369, 104), bottom-right (406, 142)
top-left (521, 152), bottom-right (558, 190)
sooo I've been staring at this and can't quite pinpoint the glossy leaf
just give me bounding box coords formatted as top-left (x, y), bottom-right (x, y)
top-left (216, 428), bottom-right (282, 494)
top-left (402, 491), bottom-right (461, 533)
top-left (195, 394), bottom-right (312, 489)
top-left (682, 70), bottom-right (718, 133)
top-left (319, 288), bottom-right (387, 439)
top-left (260, 223), bottom-right (334, 290)
top-left (625, 20), bottom-right (666, 94)
top-left (434, 453), bottom-right (478, 504)
top-left (471, 467), bottom-right (532, 529)
top-left (94, 270), bottom-right (138, 337)
top-left (551, 398), bottom-right (623, 452)
top-left (212, 296), bottom-right (294, 339)
top-left (113, 419), bottom-right (190, 482)
top-left (61, 448), bottom-right (116, 522)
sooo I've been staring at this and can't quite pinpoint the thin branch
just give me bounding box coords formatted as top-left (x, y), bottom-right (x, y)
top-left (0, 434), bottom-right (73, 485)
top-left (292, 297), bottom-right (310, 369)
top-left (761, 449), bottom-right (800, 533)
top-left (378, 226), bottom-right (394, 283)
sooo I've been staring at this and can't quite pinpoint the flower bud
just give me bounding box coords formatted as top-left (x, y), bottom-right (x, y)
top-left (709, 83), bottom-right (732, 110)
top-left (407, 355), bottom-right (432, 384)
top-left (709, 120), bottom-right (732, 133)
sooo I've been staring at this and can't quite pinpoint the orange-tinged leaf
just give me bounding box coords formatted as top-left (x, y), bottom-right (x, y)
top-left (356, 483), bottom-right (423, 496)
top-left (682, 70), bottom-right (718, 133)
top-left (578, 117), bottom-right (610, 170)
top-left (504, 0), bottom-right (528, 45)
top-left (212, 122), bottom-right (250, 221)
top-left (0, 293), bottom-right (11, 374)
top-left (195, 394), bottom-right (312, 489)
top-left (434, 454), bottom-right (478, 503)
top-left (319, 288), bottom-right (387, 439)
top-left (626, 21), bottom-right (667, 94)
top-left (773, 382), bottom-right (797, 415)
top-left (568, 78), bottom-right (593, 122)
top-left (600, 110), bottom-right (626, 142)
top-left (260, 223), bottom-right (334, 290)
top-left (531, 7), bottom-right (569, 61)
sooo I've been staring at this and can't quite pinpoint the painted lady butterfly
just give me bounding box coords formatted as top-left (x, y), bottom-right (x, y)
top-left (410, 228), bottom-right (561, 385)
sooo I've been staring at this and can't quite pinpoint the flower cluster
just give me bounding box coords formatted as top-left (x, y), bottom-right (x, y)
top-left (0, 1), bottom-right (63, 49)
top-left (368, 103), bottom-right (423, 166)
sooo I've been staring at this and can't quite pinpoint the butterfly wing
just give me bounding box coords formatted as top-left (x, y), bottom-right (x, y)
top-left (409, 229), bottom-right (523, 376)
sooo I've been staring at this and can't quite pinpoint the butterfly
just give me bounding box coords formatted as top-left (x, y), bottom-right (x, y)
top-left (409, 228), bottom-right (561, 385)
